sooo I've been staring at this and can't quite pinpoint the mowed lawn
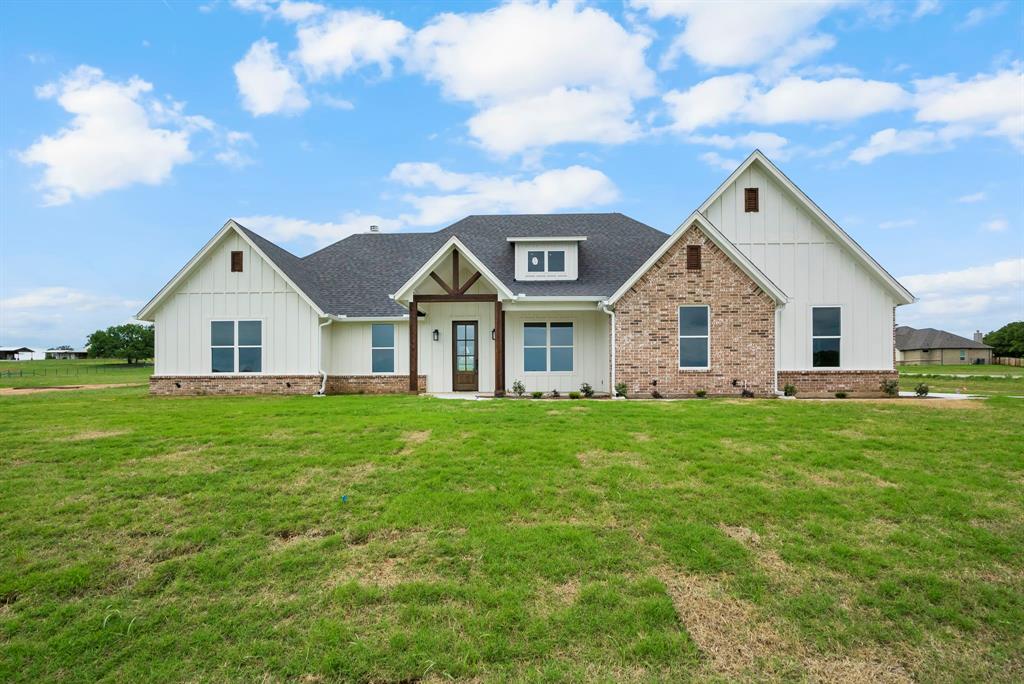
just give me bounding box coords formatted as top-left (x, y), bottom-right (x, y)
top-left (1, 389), bottom-right (1022, 682)
top-left (0, 359), bottom-right (152, 389)
top-left (898, 364), bottom-right (1024, 397)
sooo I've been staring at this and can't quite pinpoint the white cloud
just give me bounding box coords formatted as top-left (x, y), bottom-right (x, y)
top-left (319, 94), bottom-right (354, 110)
top-left (631, 0), bottom-right (840, 70)
top-left (848, 125), bottom-right (970, 163)
top-left (664, 75), bottom-right (910, 132)
top-left (293, 10), bottom-right (409, 81)
top-left (958, 1), bottom-right (1008, 29)
top-left (389, 162), bottom-right (619, 226)
top-left (277, 0), bottom-right (325, 22)
top-left (897, 257), bottom-right (1024, 333)
top-left (18, 66), bottom-right (196, 205)
top-left (879, 219), bottom-right (917, 230)
top-left (688, 131), bottom-right (790, 160)
top-left (0, 286), bottom-right (144, 349)
top-left (698, 151), bottom-right (742, 172)
top-left (912, 0), bottom-right (942, 19)
top-left (236, 213), bottom-right (402, 247)
top-left (913, 67), bottom-right (1023, 148)
top-left (901, 258), bottom-right (1024, 295)
top-left (234, 39), bottom-right (310, 116)
top-left (983, 218), bottom-right (1009, 232)
top-left (957, 191), bottom-right (987, 203)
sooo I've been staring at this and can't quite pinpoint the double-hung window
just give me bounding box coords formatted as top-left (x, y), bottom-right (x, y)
top-left (523, 322), bottom-right (574, 372)
top-left (811, 307), bottom-right (841, 367)
top-left (371, 324), bottom-right (395, 373)
top-left (211, 320), bottom-right (262, 373)
top-left (679, 306), bottom-right (710, 369)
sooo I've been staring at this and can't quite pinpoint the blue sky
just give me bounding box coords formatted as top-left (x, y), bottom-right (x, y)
top-left (1, 0), bottom-right (1022, 349)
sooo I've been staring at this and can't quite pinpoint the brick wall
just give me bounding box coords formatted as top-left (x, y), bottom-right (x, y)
top-left (150, 375), bottom-right (321, 396)
top-left (615, 224), bottom-right (777, 397)
top-left (777, 370), bottom-right (897, 397)
top-left (325, 375), bottom-right (425, 394)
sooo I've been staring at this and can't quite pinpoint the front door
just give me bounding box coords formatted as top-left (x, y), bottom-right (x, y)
top-left (452, 321), bottom-right (479, 391)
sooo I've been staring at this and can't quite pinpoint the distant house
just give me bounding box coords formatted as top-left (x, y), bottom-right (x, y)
top-left (0, 346), bottom-right (35, 361)
top-left (895, 326), bottom-right (992, 365)
top-left (45, 349), bottom-right (89, 360)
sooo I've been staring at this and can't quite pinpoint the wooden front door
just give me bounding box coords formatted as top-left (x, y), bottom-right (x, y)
top-left (452, 321), bottom-right (479, 391)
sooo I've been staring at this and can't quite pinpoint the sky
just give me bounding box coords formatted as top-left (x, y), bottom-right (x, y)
top-left (1, 0), bottom-right (1022, 349)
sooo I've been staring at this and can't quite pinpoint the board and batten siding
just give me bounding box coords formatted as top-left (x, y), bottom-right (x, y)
top-left (153, 232), bottom-right (321, 375)
top-left (703, 163), bottom-right (898, 370)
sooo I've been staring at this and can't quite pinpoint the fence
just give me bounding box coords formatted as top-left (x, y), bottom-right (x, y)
top-left (0, 365), bottom-right (153, 379)
top-left (994, 357), bottom-right (1023, 367)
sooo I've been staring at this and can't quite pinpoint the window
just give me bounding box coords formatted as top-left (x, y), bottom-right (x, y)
top-left (686, 244), bottom-right (701, 270)
top-left (211, 320), bottom-right (262, 373)
top-left (811, 307), bottom-right (841, 367)
top-left (960, 349), bottom-right (966, 361)
top-left (547, 250), bottom-right (565, 272)
top-left (371, 324), bottom-right (395, 373)
top-left (230, 251), bottom-right (243, 272)
top-left (527, 250), bottom-right (545, 272)
top-left (524, 322), bottom-right (573, 372)
top-left (744, 187), bottom-right (759, 212)
top-left (679, 306), bottom-right (709, 369)
top-left (526, 249), bottom-right (566, 274)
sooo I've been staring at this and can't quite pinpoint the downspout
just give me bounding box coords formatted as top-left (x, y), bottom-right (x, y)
top-left (315, 318), bottom-right (332, 396)
top-left (601, 303), bottom-right (617, 398)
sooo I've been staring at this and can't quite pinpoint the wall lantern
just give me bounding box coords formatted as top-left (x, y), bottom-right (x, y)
top-left (491, 328), bottom-right (496, 340)
top-left (432, 329), bottom-right (440, 342)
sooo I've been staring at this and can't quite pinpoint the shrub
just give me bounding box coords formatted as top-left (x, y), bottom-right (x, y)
top-left (568, 391), bottom-right (581, 399)
top-left (835, 391), bottom-right (848, 399)
top-left (783, 384), bottom-right (797, 397)
top-left (531, 391), bottom-right (543, 399)
top-left (550, 389), bottom-right (560, 398)
top-left (580, 382), bottom-right (594, 398)
top-left (741, 388), bottom-right (754, 398)
top-left (651, 389), bottom-right (663, 399)
top-left (511, 380), bottom-right (525, 397)
top-left (695, 389), bottom-right (707, 398)
top-left (880, 378), bottom-right (899, 397)
top-left (915, 382), bottom-right (929, 397)
top-left (614, 382), bottom-right (628, 398)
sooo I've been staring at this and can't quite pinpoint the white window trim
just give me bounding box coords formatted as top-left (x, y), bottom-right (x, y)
top-left (810, 305), bottom-right (842, 369)
top-left (526, 249), bottom-right (567, 275)
top-left (678, 305), bottom-right (710, 371)
top-left (523, 321), bottom-right (575, 375)
top-left (210, 319), bottom-right (264, 375)
top-left (370, 323), bottom-right (397, 375)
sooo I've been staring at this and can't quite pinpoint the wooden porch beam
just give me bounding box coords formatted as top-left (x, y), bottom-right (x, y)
top-left (494, 299), bottom-right (505, 396)
top-left (452, 250), bottom-right (460, 291)
top-left (413, 293), bottom-right (497, 303)
top-left (409, 300), bottom-right (418, 393)
top-left (457, 271), bottom-right (482, 295)
top-left (429, 271), bottom-right (455, 295)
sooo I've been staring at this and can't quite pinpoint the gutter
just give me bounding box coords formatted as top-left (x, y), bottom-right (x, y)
top-left (601, 302), bottom-right (618, 398)
top-left (315, 318), bottom-right (332, 396)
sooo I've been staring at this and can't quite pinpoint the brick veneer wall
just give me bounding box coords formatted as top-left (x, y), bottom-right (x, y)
top-left (325, 375), bottom-right (426, 394)
top-left (777, 370), bottom-right (897, 397)
top-left (615, 224), bottom-right (777, 397)
top-left (150, 375), bottom-right (321, 395)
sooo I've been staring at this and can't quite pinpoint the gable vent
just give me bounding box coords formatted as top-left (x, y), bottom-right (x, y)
top-left (230, 251), bottom-right (243, 272)
top-left (686, 244), bottom-right (701, 270)
top-left (744, 187), bottom-right (759, 212)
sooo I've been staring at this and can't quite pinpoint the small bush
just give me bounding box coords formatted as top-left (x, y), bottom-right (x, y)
top-left (915, 382), bottom-right (929, 397)
top-left (880, 378), bottom-right (899, 397)
top-left (568, 391), bottom-right (581, 399)
top-left (550, 389), bottom-right (560, 398)
top-left (511, 380), bottom-right (525, 397)
top-left (580, 382), bottom-right (594, 398)
top-left (651, 389), bottom-right (663, 399)
top-left (614, 382), bottom-right (628, 398)
top-left (783, 384), bottom-right (797, 397)
top-left (695, 389), bottom-right (707, 398)
top-left (531, 391), bottom-right (543, 399)
top-left (834, 391), bottom-right (848, 399)
top-left (741, 388), bottom-right (754, 398)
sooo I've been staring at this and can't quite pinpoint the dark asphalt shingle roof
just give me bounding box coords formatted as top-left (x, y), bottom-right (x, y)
top-left (894, 326), bottom-right (991, 351)
top-left (239, 213), bottom-right (669, 317)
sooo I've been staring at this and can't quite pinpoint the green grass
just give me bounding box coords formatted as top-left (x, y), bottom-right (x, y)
top-left (1, 389), bottom-right (1022, 681)
top-left (0, 358), bottom-right (152, 388)
top-left (899, 364), bottom-right (1024, 397)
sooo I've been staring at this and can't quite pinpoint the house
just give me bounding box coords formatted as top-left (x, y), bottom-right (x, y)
top-left (138, 151), bottom-right (914, 398)
top-left (0, 346), bottom-right (35, 361)
top-left (895, 326), bottom-right (992, 365)
top-left (45, 349), bottom-right (89, 360)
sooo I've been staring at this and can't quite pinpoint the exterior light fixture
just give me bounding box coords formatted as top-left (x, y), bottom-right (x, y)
top-left (491, 328), bottom-right (496, 340)
top-left (432, 329), bottom-right (439, 341)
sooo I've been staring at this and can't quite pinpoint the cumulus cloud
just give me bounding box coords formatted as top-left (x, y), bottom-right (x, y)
top-left (236, 213), bottom-right (402, 247)
top-left (293, 10), bottom-right (409, 80)
top-left (688, 131), bottom-right (790, 161)
top-left (19, 66), bottom-right (201, 206)
top-left (849, 125), bottom-right (970, 163)
top-left (234, 39), bottom-right (310, 116)
top-left (0, 286), bottom-right (144, 349)
top-left (897, 257), bottom-right (1024, 333)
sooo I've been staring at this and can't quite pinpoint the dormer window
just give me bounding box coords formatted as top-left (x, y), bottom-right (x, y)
top-left (528, 250), bottom-right (545, 272)
top-left (548, 250), bottom-right (565, 272)
top-left (510, 237), bottom-right (582, 281)
top-left (528, 249), bottom-right (565, 274)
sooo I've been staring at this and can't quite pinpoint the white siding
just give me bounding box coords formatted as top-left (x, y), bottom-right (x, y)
top-left (513, 241), bottom-right (579, 281)
top-left (153, 232), bottom-right (321, 375)
top-left (505, 310), bottom-right (609, 394)
top-left (704, 163), bottom-right (897, 370)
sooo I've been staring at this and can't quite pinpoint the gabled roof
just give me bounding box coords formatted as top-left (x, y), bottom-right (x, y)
top-left (606, 212), bottom-right (788, 305)
top-left (895, 326), bottom-right (992, 351)
top-left (699, 150), bottom-right (915, 305)
top-left (391, 236), bottom-right (515, 304)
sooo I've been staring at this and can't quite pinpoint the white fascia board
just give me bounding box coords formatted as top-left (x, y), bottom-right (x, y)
top-left (390, 236), bottom-right (515, 303)
top-left (137, 219), bottom-right (325, 321)
top-left (329, 315), bottom-right (408, 322)
top-left (699, 150), bottom-right (915, 305)
top-left (505, 236), bottom-right (588, 242)
top-left (606, 212), bottom-right (788, 306)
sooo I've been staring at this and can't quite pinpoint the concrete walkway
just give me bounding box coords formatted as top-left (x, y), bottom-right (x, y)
top-left (898, 391), bottom-right (985, 400)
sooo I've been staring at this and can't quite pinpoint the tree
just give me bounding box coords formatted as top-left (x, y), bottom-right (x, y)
top-left (984, 321), bottom-right (1024, 358)
top-left (86, 323), bottom-right (154, 364)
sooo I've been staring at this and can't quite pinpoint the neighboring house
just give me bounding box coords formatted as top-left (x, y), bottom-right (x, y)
top-left (895, 326), bottom-right (992, 365)
top-left (45, 349), bottom-right (89, 360)
top-left (0, 346), bottom-right (35, 361)
top-left (138, 151), bottom-right (915, 398)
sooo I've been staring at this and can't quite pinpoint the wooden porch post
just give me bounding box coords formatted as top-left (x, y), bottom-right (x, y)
top-left (494, 299), bottom-right (505, 396)
top-left (409, 301), bottom-right (418, 393)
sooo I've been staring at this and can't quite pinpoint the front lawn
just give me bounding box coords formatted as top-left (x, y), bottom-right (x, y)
top-left (1, 389), bottom-right (1021, 681)
top-left (0, 358), bottom-right (152, 388)
top-left (899, 364), bottom-right (1024, 397)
